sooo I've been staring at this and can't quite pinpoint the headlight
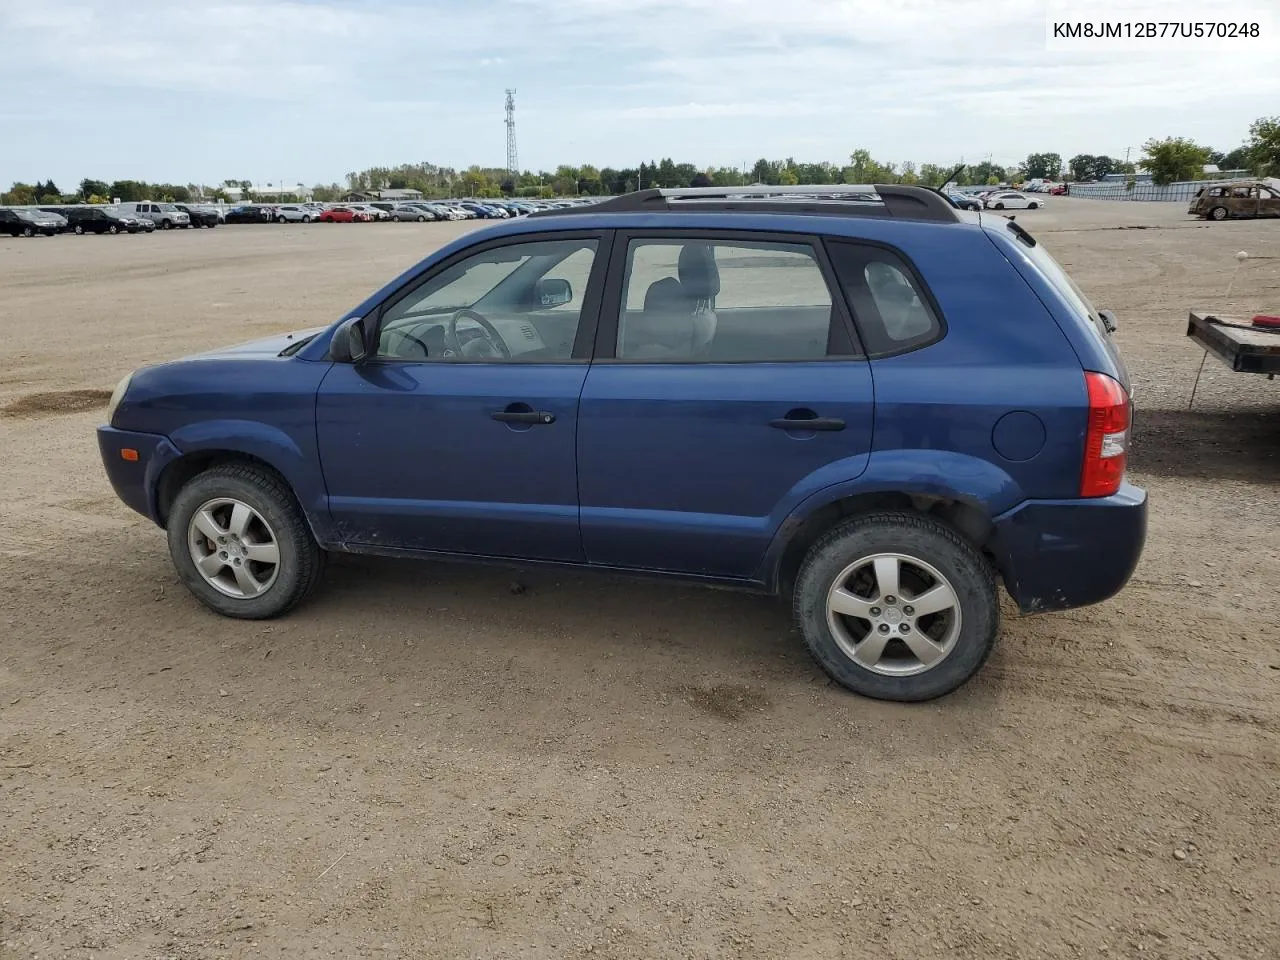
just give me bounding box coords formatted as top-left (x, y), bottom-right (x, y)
top-left (106, 372), bottom-right (133, 425)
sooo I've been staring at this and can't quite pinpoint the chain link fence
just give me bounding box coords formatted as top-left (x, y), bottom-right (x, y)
top-left (1066, 180), bottom-right (1210, 202)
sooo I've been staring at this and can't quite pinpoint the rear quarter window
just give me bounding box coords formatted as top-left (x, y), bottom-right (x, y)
top-left (825, 241), bottom-right (944, 357)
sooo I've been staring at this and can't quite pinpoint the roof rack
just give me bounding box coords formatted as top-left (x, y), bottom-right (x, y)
top-left (527, 184), bottom-right (961, 223)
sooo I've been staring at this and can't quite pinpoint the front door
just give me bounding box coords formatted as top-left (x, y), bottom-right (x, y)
top-left (577, 232), bottom-right (875, 579)
top-left (316, 233), bottom-right (609, 561)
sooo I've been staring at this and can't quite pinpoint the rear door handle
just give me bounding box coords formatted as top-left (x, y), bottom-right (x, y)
top-left (769, 416), bottom-right (845, 432)
top-left (491, 410), bottom-right (556, 425)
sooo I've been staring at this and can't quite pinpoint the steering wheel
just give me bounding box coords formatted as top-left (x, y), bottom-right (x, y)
top-left (444, 308), bottom-right (511, 360)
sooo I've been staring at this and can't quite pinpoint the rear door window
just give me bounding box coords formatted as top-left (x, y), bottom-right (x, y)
top-left (614, 238), bottom-right (842, 361)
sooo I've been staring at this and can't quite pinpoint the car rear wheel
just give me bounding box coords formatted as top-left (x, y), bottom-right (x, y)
top-left (167, 464), bottom-right (324, 620)
top-left (793, 512), bottom-right (998, 702)
top-left (1210, 206), bottom-right (1228, 221)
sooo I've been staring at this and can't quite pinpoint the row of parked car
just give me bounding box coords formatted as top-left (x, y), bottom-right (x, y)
top-left (221, 197), bottom-right (599, 224)
top-left (944, 188), bottom-right (1050, 211)
top-left (0, 200), bottom-right (225, 236)
top-left (0, 196), bottom-right (601, 237)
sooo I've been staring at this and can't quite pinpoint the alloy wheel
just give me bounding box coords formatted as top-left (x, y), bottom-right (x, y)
top-left (826, 552), bottom-right (962, 677)
top-left (187, 497), bottom-right (281, 599)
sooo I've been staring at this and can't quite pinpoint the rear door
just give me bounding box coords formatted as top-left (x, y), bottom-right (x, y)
top-left (1257, 185), bottom-right (1280, 217)
top-left (577, 230), bottom-right (874, 579)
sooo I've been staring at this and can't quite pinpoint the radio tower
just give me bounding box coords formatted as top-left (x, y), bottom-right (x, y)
top-left (504, 89), bottom-right (519, 176)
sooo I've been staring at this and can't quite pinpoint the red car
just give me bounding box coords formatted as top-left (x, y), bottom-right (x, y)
top-left (319, 206), bottom-right (370, 223)
top-left (1050, 184), bottom-right (1068, 196)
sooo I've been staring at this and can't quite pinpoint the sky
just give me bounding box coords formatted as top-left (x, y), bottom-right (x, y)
top-left (2, 0), bottom-right (1278, 188)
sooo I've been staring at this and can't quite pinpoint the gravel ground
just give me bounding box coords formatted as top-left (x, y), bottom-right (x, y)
top-left (0, 200), bottom-right (1277, 960)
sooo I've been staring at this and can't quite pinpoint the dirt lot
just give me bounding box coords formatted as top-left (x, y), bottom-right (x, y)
top-left (1, 201), bottom-right (1277, 959)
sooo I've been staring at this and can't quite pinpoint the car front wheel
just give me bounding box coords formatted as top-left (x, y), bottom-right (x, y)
top-left (793, 512), bottom-right (998, 702)
top-left (1028, 202), bottom-right (1039, 209)
top-left (167, 464), bottom-right (324, 619)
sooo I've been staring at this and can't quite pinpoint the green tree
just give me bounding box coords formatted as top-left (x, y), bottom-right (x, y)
top-left (1023, 153), bottom-right (1062, 180)
top-left (845, 149), bottom-right (895, 183)
top-left (1141, 137), bottom-right (1211, 185)
top-left (1220, 145), bottom-right (1253, 172)
top-left (1068, 154), bottom-right (1094, 182)
top-left (79, 178), bottom-right (109, 200)
top-left (968, 161), bottom-right (1006, 185)
top-left (689, 172), bottom-right (712, 188)
top-left (1, 182), bottom-right (37, 205)
top-left (1246, 116), bottom-right (1280, 174)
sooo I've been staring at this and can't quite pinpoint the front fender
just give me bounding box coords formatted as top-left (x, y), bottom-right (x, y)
top-left (758, 449), bottom-right (1024, 583)
top-left (166, 419), bottom-right (329, 524)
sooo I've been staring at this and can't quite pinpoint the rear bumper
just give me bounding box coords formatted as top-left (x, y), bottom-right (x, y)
top-left (989, 482), bottom-right (1147, 613)
top-left (97, 426), bottom-right (180, 526)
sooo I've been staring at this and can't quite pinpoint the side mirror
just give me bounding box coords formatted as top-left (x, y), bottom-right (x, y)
top-left (536, 277), bottom-right (572, 308)
top-left (329, 316), bottom-right (368, 363)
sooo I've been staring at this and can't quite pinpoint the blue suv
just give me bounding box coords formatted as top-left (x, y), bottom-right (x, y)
top-left (97, 185), bottom-right (1146, 701)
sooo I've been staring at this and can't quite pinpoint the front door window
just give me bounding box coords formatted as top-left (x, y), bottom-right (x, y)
top-left (376, 238), bottom-right (599, 362)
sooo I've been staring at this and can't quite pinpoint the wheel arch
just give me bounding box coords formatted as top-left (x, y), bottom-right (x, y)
top-left (151, 423), bottom-right (331, 544)
top-left (767, 491), bottom-right (996, 597)
top-left (761, 450), bottom-right (1022, 595)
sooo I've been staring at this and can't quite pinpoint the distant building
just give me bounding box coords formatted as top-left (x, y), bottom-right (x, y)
top-left (378, 188), bottom-right (423, 201)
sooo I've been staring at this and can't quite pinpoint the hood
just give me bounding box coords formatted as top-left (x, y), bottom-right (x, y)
top-left (181, 326), bottom-right (328, 361)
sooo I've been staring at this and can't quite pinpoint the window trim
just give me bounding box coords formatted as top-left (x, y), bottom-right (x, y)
top-left (821, 237), bottom-right (949, 360)
top-left (591, 228), bottom-right (865, 365)
top-left (358, 229), bottom-right (614, 365)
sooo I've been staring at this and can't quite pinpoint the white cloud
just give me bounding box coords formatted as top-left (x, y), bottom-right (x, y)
top-left (1, 0), bottom-right (1276, 182)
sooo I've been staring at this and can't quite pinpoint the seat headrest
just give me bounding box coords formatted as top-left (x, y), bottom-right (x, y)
top-left (678, 243), bottom-right (720, 300)
top-left (643, 276), bottom-right (685, 311)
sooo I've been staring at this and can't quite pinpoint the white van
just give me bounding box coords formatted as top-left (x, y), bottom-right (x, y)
top-left (115, 201), bottom-right (191, 229)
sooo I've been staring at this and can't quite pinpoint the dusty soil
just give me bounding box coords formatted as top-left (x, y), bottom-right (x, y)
top-left (1, 203), bottom-right (1277, 960)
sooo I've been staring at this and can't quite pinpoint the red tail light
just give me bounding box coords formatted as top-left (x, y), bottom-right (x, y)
top-left (1080, 371), bottom-right (1130, 498)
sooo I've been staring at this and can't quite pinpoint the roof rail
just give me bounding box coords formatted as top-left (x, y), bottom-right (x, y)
top-left (527, 184), bottom-right (961, 223)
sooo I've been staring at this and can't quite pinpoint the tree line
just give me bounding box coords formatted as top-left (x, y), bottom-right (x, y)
top-left (4, 116), bottom-right (1276, 206)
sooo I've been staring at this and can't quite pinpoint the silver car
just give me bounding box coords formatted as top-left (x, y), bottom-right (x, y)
top-left (390, 204), bottom-right (433, 222)
top-left (272, 205), bottom-right (317, 223)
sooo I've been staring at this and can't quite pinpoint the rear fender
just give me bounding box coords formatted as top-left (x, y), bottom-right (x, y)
top-left (760, 449), bottom-right (1023, 582)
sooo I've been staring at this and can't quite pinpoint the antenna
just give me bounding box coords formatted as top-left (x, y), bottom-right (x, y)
top-left (505, 89), bottom-right (518, 176)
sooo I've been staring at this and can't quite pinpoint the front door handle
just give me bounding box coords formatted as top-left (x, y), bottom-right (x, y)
top-left (491, 409), bottom-right (556, 425)
top-left (769, 415), bottom-right (845, 432)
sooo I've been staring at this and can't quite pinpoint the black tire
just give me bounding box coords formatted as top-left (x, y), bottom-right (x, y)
top-left (74, 225), bottom-right (84, 235)
top-left (301, 215), bottom-right (311, 223)
top-left (417, 215), bottom-right (426, 221)
top-left (161, 219), bottom-right (172, 229)
top-left (21, 226), bottom-right (33, 238)
top-left (166, 463), bottom-right (324, 620)
top-left (108, 224), bottom-right (119, 235)
top-left (792, 512), bottom-right (999, 702)
top-left (1028, 202), bottom-right (1039, 209)
top-left (1210, 206), bottom-right (1228, 221)
top-left (994, 202), bottom-right (1005, 210)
